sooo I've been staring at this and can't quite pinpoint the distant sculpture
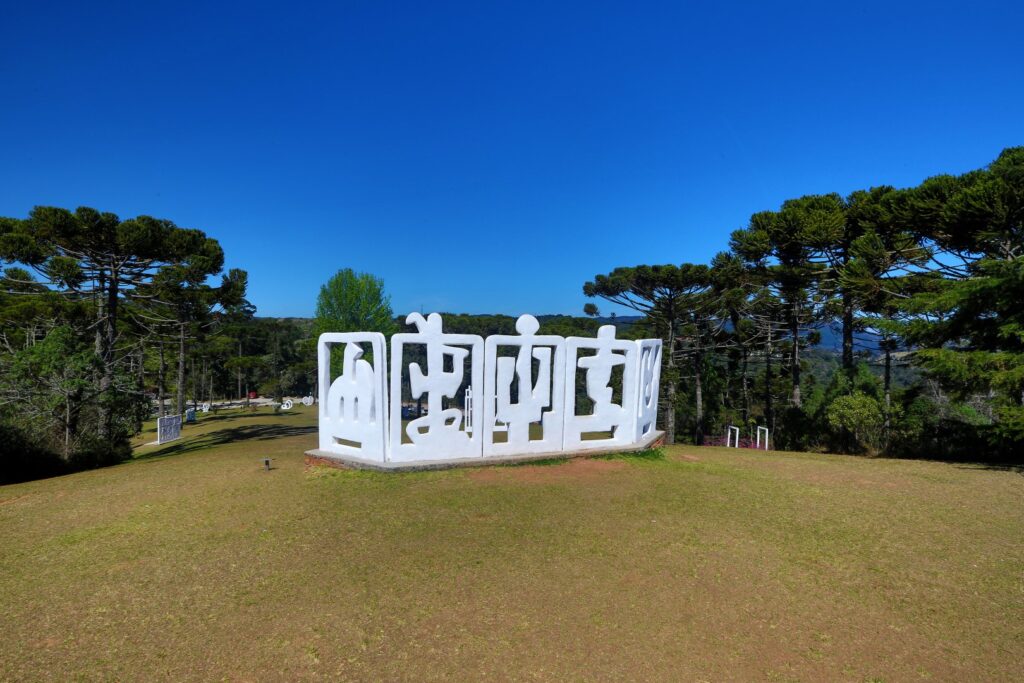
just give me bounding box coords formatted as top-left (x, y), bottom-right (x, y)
top-left (157, 414), bottom-right (182, 444)
top-left (314, 313), bottom-right (661, 465)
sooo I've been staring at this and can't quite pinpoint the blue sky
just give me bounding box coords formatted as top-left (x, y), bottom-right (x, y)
top-left (1, 1), bottom-right (1021, 318)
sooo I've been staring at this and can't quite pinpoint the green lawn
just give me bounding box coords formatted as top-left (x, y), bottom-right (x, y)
top-left (2, 408), bottom-right (1022, 681)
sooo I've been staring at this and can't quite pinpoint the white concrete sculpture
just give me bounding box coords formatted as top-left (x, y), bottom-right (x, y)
top-left (389, 313), bottom-right (483, 462)
top-left (309, 313), bottom-right (662, 468)
top-left (302, 395), bottom-right (314, 407)
top-left (635, 339), bottom-right (663, 441)
top-left (281, 399), bottom-right (294, 410)
top-left (200, 402), bottom-right (211, 414)
top-left (563, 325), bottom-right (639, 452)
top-left (318, 333), bottom-right (388, 462)
top-left (726, 425), bottom-right (741, 448)
top-left (157, 414), bottom-right (182, 444)
top-left (483, 314), bottom-right (566, 456)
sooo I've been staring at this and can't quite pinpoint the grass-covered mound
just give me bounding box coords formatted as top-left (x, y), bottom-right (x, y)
top-left (1, 407), bottom-right (1021, 681)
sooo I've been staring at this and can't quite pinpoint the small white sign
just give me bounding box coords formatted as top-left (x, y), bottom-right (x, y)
top-left (157, 414), bottom-right (182, 444)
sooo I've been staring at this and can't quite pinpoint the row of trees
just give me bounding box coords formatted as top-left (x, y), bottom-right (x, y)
top-left (0, 207), bottom-right (317, 482)
top-left (584, 147), bottom-right (1023, 460)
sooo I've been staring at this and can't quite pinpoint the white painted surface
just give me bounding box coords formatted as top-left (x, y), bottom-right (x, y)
top-left (314, 314), bottom-right (662, 465)
top-left (482, 314), bottom-right (566, 456)
top-left (389, 313), bottom-right (483, 462)
top-left (562, 325), bottom-right (639, 452)
top-left (318, 332), bottom-right (389, 463)
top-left (756, 426), bottom-right (769, 450)
top-left (635, 339), bottom-right (662, 441)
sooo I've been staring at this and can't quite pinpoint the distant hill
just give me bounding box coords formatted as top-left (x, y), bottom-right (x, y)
top-left (267, 313), bottom-right (880, 353)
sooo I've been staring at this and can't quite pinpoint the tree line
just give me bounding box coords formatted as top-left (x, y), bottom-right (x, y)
top-left (0, 208), bottom-right (321, 482)
top-left (584, 147), bottom-right (1023, 461)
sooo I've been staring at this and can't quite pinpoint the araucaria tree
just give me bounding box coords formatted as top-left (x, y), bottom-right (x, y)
top-left (585, 147), bottom-right (1024, 462)
top-left (0, 206), bottom-right (245, 480)
top-left (583, 264), bottom-right (711, 445)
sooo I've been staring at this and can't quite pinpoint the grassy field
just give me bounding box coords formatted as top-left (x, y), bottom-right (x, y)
top-left (1, 408), bottom-right (1022, 681)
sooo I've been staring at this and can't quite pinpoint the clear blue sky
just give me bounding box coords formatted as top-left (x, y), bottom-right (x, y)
top-left (1, 1), bottom-right (1021, 318)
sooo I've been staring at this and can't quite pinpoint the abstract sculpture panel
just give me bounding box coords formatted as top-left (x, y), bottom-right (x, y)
top-left (388, 313), bottom-right (484, 462)
top-left (482, 315), bottom-right (566, 456)
top-left (318, 332), bottom-right (389, 462)
top-left (563, 325), bottom-right (639, 452)
top-left (635, 339), bottom-right (663, 441)
top-left (315, 313), bottom-right (661, 465)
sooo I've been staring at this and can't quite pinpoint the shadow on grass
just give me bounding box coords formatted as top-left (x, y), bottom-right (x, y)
top-left (954, 462), bottom-right (1024, 475)
top-left (195, 410), bottom-right (302, 425)
top-left (135, 424), bottom-right (315, 460)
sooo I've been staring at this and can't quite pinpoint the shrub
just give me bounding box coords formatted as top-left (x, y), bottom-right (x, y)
top-left (825, 391), bottom-right (884, 454)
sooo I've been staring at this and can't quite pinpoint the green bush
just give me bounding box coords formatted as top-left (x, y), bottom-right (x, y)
top-left (826, 391), bottom-right (884, 454)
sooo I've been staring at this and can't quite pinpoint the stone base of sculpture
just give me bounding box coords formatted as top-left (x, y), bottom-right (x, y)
top-left (311, 313), bottom-right (663, 470)
top-left (305, 427), bottom-right (665, 472)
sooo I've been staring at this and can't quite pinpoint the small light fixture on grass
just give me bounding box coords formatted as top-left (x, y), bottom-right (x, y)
top-left (263, 457), bottom-right (273, 471)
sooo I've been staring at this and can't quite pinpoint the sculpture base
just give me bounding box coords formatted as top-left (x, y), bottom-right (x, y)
top-left (305, 430), bottom-right (666, 472)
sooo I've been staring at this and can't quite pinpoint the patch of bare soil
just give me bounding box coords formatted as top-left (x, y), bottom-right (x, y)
top-left (468, 457), bottom-right (628, 484)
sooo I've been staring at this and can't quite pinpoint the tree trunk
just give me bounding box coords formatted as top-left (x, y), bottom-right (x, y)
top-left (765, 323), bottom-right (774, 431)
top-left (741, 346), bottom-right (750, 425)
top-left (664, 323), bottom-right (676, 445)
top-left (176, 322), bottom-right (186, 416)
top-left (842, 291), bottom-right (855, 374)
top-left (883, 343), bottom-right (892, 449)
top-left (694, 346), bottom-right (704, 445)
top-left (790, 304), bottom-right (802, 408)
top-left (96, 269), bottom-right (119, 441)
top-left (237, 340), bottom-right (243, 400)
top-left (158, 341), bottom-right (166, 417)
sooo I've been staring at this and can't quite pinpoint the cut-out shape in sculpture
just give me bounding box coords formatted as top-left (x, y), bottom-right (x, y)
top-left (389, 313), bottom-right (483, 462)
top-left (482, 314), bottom-right (566, 456)
top-left (318, 332), bottom-right (388, 462)
top-left (563, 325), bottom-right (639, 451)
top-left (634, 339), bottom-right (662, 440)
